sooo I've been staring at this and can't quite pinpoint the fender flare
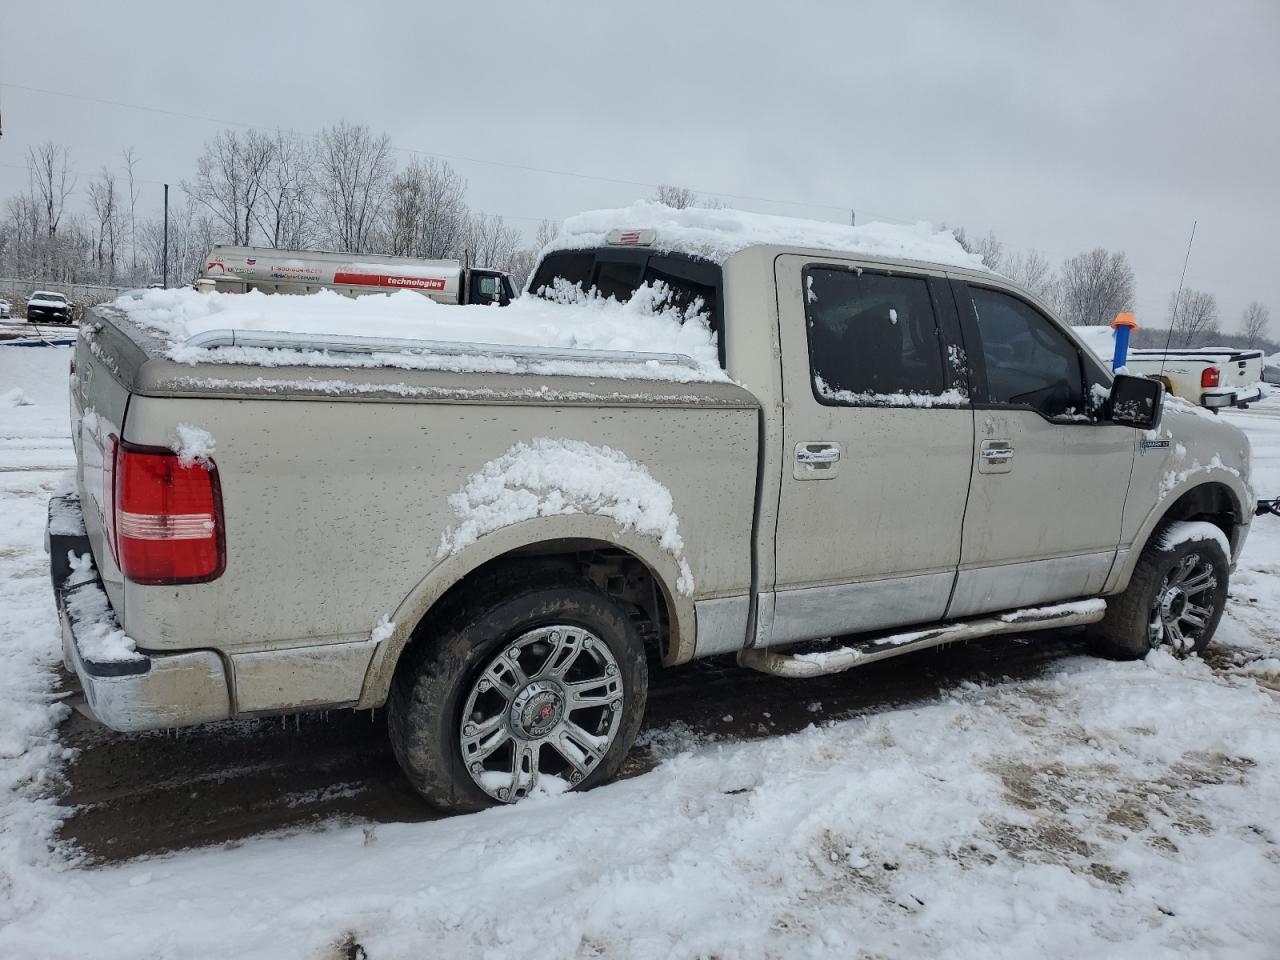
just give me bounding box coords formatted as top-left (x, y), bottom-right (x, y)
top-left (356, 514), bottom-right (697, 708)
top-left (1107, 469), bottom-right (1251, 593)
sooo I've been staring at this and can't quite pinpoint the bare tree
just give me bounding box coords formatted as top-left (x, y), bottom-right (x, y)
top-left (465, 212), bottom-right (522, 270)
top-left (27, 141), bottom-right (76, 237)
top-left (253, 132), bottom-right (314, 249)
top-left (653, 184), bottom-right (696, 209)
top-left (122, 147), bottom-right (141, 279)
top-left (383, 156), bottom-right (469, 259)
top-left (87, 168), bottom-right (120, 280)
top-left (1241, 301), bottom-right (1270, 348)
top-left (184, 129), bottom-right (277, 246)
top-left (652, 184), bottom-right (725, 210)
top-left (505, 219), bottom-right (561, 291)
top-left (1002, 249), bottom-right (1058, 305)
top-left (313, 121), bottom-right (393, 253)
top-left (1058, 249), bottom-right (1135, 326)
top-left (1168, 289), bottom-right (1219, 346)
top-left (950, 226), bottom-right (1005, 272)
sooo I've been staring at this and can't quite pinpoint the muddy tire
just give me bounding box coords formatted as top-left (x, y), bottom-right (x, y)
top-left (1089, 524), bottom-right (1230, 660)
top-left (387, 568), bottom-right (648, 813)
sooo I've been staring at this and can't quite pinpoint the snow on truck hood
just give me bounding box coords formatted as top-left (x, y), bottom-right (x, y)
top-left (548, 200), bottom-right (990, 271)
top-left (108, 285), bottom-right (728, 383)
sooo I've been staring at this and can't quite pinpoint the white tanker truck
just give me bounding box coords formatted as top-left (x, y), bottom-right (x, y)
top-left (197, 246), bottom-right (517, 306)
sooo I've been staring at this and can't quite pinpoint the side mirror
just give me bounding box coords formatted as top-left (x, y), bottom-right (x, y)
top-left (1107, 374), bottom-right (1164, 430)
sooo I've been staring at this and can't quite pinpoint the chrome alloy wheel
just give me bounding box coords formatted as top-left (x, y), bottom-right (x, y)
top-left (459, 625), bottom-right (624, 802)
top-left (1149, 552), bottom-right (1219, 654)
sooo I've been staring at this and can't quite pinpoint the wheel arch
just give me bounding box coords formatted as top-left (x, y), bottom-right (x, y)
top-left (1108, 475), bottom-right (1249, 593)
top-left (357, 514), bottom-right (695, 708)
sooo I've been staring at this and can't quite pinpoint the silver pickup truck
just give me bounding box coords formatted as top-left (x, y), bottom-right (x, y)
top-left (50, 206), bottom-right (1254, 812)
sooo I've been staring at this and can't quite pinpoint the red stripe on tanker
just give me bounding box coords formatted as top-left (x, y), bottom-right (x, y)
top-left (332, 271), bottom-right (448, 291)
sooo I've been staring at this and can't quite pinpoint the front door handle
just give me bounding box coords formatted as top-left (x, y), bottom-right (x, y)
top-left (793, 442), bottom-right (841, 480)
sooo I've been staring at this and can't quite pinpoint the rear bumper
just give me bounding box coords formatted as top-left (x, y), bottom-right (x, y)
top-left (47, 494), bottom-right (232, 732)
top-left (1203, 385), bottom-right (1264, 409)
top-left (26, 310), bottom-right (72, 324)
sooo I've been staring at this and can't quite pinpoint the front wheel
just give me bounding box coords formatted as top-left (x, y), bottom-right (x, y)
top-left (1089, 522), bottom-right (1230, 659)
top-left (387, 570), bottom-right (648, 812)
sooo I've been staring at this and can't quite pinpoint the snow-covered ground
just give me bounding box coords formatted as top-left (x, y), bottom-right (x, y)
top-left (1, 345), bottom-right (1278, 959)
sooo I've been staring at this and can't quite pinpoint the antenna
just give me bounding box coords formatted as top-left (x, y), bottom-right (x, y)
top-left (1159, 220), bottom-right (1198, 378)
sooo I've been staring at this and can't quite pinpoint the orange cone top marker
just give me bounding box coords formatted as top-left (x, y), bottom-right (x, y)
top-left (1112, 312), bottom-right (1137, 330)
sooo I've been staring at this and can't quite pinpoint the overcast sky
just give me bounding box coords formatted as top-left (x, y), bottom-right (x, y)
top-left (2, 0), bottom-right (1276, 328)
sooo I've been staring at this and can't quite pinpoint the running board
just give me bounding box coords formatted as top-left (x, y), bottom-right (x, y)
top-left (738, 599), bottom-right (1107, 678)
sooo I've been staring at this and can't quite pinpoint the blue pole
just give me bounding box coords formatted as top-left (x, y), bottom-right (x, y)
top-left (1112, 325), bottom-right (1131, 372)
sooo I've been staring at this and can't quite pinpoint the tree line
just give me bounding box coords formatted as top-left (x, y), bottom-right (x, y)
top-left (0, 125), bottom-right (557, 293)
top-left (0, 128), bottom-right (1270, 351)
top-left (949, 227), bottom-right (1271, 350)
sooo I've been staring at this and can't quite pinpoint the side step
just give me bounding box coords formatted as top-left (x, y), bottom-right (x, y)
top-left (738, 598), bottom-right (1107, 678)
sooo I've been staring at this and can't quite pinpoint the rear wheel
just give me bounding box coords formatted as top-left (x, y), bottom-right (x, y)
top-left (1089, 523), bottom-right (1230, 659)
top-left (387, 569), bottom-right (648, 812)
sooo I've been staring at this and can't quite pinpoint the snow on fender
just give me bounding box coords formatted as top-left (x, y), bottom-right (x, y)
top-left (436, 437), bottom-right (695, 595)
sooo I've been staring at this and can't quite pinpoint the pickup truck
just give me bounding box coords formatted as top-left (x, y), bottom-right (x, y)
top-left (50, 203), bottom-right (1255, 812)
top-left (1125, 347), bottom-right (1265, 411)
top-left (1074, 327), bottom-right (1264, 410)
top-left (26, 290), bottom-right (74, 325)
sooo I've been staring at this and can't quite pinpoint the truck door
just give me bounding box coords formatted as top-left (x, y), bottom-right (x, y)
top-left (766, 255), bottom-right (974, 646)
top-left (467, 270), bottom-right (511, 306)
top-left (945, 279), bottom-right (1135, 618)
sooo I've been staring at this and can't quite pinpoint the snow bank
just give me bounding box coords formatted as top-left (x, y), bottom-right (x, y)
top-left (3, 387), bottom-right (35, 408)
top-left (437, 437), bottom-right (694, 594)
top-left (550, 200), bottom-right (989, 271)
top-left (109, 282), bottom-right (727, 382)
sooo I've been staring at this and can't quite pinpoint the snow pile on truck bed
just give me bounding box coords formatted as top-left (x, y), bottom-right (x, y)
top-left (108, 283), bottom-right (727, 382)
top-left (547, 200), bottom-right (989, 270)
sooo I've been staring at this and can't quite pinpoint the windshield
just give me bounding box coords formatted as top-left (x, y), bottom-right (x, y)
top-left (529, 248), bottom-right (724, 363)
top-left (34, 293), bottom-right (66, 303)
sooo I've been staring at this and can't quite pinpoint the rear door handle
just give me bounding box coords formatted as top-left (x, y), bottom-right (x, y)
top-left (796, 447), bottom-right (840, 464)
top-left (979, 439), bottom-right (1014, 474)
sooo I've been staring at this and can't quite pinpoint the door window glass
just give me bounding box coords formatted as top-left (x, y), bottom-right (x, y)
top-left (803, 267), bottom-right (950, 405)
top-left (967, 286), bottom-right (1085, 419)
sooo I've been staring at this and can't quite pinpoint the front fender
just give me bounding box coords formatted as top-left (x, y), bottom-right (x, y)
top-left (356, 513), bottom-right (697, 708)
top-left (1107, 467), bottom-right (1252, 593)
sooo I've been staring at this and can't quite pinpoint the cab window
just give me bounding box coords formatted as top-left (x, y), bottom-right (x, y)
top-left (965, 285), bottom-right (1085, 419)
top-left (803, 267), bottom-right (948, 404)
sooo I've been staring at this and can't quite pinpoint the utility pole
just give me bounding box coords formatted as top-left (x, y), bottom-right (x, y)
top-left (162, 183), bottom-right (169, 288)
top-left (850, 209), bottom-right (856, 227)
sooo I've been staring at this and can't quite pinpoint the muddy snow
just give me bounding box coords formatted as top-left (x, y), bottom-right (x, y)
top-left (1, 345), bottom-right (1278, 959)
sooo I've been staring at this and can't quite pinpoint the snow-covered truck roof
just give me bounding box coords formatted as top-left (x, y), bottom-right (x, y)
top-left (543, 201), bottom-right (990, 273)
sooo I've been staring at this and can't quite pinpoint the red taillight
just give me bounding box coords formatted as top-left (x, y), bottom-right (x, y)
top-left (107, 438), bottom-right (225, 584)
top-left (1201, 366), bottom-right (1221, 388)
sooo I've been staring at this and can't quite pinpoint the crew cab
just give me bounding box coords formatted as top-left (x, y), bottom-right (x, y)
top-left (198, 245), bottom-right (516, 307)
top-left (26, 290), bottom-right (73, 324)
top-left (50, 203), bottom-right (1254, 812)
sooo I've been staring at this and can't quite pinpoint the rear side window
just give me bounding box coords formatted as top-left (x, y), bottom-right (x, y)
top-left (529, 249), bottom-right (725, 365)
top-left (803, 267), bottom-right (950, 405)
top-left (966, 286), bottom-right (1085, 419)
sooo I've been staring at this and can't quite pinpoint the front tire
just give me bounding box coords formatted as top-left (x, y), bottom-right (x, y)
top-left (1089, 523), bottom-right (1230, 659)
top-left (387, 569), bottom-right (648, 813)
